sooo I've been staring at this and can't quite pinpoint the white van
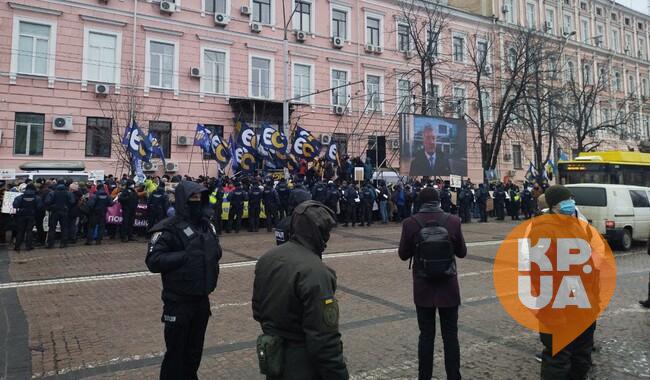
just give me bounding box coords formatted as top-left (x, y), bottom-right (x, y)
top-left (566, 184), bottom-right (650, 250)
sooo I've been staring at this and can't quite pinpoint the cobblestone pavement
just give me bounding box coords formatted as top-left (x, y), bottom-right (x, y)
top-left (0, 220), bottom-right (648, 380)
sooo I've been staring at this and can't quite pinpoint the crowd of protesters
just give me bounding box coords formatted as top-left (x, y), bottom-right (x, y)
top-left (0, 155), bottom-right (550, 251)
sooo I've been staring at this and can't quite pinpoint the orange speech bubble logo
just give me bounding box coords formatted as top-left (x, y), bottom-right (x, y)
top-left (493, 214), bottom-right (616, 355)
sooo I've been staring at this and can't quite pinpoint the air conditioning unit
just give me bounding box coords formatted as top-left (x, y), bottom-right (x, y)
top-left (507, 170), bottom-right (517, 177)
top-left (320, 133), bottom-right (332, 145)
top-left (501, 4), bottom-right (510, 14)
top-left (391, 139), bottom-right (399, 149)
top-left (240, 5), bottom-right (251, 15)
top-left (160, 0), bottom-right (176, 14)
top-left (332, 36), bottom-right (344, 48)
top-left (176, 135), bottom-right (192, 146)
top-left (53, 116), bottom-right (73, 131)
top-left (142, 162), bottom-right (159, 172)
top-left (94, 83), bottom-right (110, 96)
top-left (190, 67), bottom-right (201, 78)
top-left (333, 105), bottom-right (345, 115)
top-left (296, 30), bottom-right (307, 42)
top-left (405, 50), bottom-right (415, 59)
top-left (503, 153), bottom-right (512, 161)
top-left (365, 44), bottom-right (374, 53)
top-left (374, 46), bottom-right (383, 54)
top-left (164, 161), bottom-right (179, 173)
top-left (214, 13), bottom-right (228, 26)
top-left (251, 22), bottom-right (262, 33)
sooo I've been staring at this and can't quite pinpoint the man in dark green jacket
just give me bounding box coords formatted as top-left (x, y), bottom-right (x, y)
top-left (252, 200), bottom-right (348, 380)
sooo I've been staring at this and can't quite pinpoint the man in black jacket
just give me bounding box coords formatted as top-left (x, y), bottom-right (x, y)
top-left (147, 185), bottom-right (169, 232)
top-left (253, 201), bottom-right (348, 379)
top-left (118, 181), bottom-right (138, 242)
top-left (45, 180), bottom-right (75, 249)
top-left (146, 181), bottom-right (222, 380)
top-left (85, 183), bottom-right (112, 245)
top-left (13, 183), bottom-right (42, 251)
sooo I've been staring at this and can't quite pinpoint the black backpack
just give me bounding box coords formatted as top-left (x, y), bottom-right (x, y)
top-left (410, 213), bottom-right (456, 279)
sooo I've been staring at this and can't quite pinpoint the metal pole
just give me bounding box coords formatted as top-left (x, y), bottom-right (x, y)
top-left (282, 1), bottom-right (290, 138)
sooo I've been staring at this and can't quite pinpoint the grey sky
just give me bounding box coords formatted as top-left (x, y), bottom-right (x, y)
top-left (617, 0), bottom-right (648, 14)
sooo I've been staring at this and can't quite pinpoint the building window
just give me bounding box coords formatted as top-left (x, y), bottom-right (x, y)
top-left (581, 19), bottom-right (589, 44)
top-left (477, 40), bottom-right (488, 65)
top-left (85, 117), bottom-right (112, 158)
top-left (203, 49), bottom-right (226, 94)
top-left (149, 121), bottom-right (171, 159)
top-left (504, 0), bottom-right (515, 24)
top-left (628, 74), bottom-right (636, 94)
top-left (526, 2), bottom-right (536, 29)
top-left (426, 84), bottom-right (439, 116)
top-left (566, 61), bottom-right (575, 81)
top-left (545, 8), bottom-right (555, 33)
top-left (596, 7), bottom-right (602, 16)
top-left (642, 78), bottom-right (648, 97)
top-left (366, 16), bottom-right (381, 47)
top-left (366, 74), bottom-right (381, 112)
top-left (580, 2), bottom-right (587, 11)
top-left (294, 0), bottom-right (311, 32)
top-left (624, 33), bottom-right (632, 55)
top-left (205, 0), bottom-right (227, 14)
top-left (614, 71), bottom-right (622, 91)
top-left (452, 35), bottom-right (464, 62)
top-left (583, 64), bottom-right (592, 84)
top-left (332, 133), bottom-right (348, 155)
top-left (251, 56), bottom-right (272, 99)
top-left (512, 144), bottom-right (522, 169)
top-left (202, 124), bottom-right (223, 160)
top-left (638, 37), bottom-right (645, 59)
top-left (398, 23), bottom-right (410, 52)
top-left (85, 31), bottom-right (117, 83)
top-left (611, 13), bottom-right (617, 21)
top-left (16, 21), bottom-right (52, 76)
top-left (149, 41), bottom-right (174, 89)
top-left (426, 26), bottom-right (439, 57)
top-left (624, 17), bottom-right (631, 26)
top-left (14, 113), bottom-right (44, 156)
top-left (453, 87), bottom-right (465, 118)
top-left (292, 63), bottom-right (312, 103)
top-left (331, 8), bottom-right (347, 39)
top-left (508, 47), bottom-right (517, 71)
top-left (596, 24), bottom-right (604, 47)
top-left (397, 79), bottom-right (411, 113)
top-left (480, 90), bottom-right (491, 121)
top-left (331, 69), bottom-right (348, 106)
top-left (253, 0), bottom-right (271, 24)
top-left (563, 14), bottom-right (573, 36)
top-left (611, 28), bottom-right (619, 52)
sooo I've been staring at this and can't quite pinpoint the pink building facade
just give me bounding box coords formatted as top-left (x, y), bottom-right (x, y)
top-left (0, 0), bottom-right (647, 180)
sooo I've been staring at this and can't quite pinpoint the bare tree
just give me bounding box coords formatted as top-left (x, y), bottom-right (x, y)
top-left (398, 0), bottom-right (450, 116)
top-left (463, 27), bottom-right (540, 182)
top-left (562, 64), bottom-right (636, 152)
top-left (96, 65), bottom-right (162, 175)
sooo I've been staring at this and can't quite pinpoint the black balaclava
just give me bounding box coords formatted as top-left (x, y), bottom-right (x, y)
top-left (290, 201), bottom-right (336, 256)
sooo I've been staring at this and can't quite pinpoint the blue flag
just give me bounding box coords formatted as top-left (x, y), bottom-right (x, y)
top-left (123, 121), bottom-right (151, 162)
top-left (259, 123), bottom-right (288, 154)
top-left (194, 124), bottom-right (214, 155)
top-left (211, 133), bottom-right (231, 166)
top-left (525, 162), bottom-right (538, 183)
top-left (147, 132), bottom-right (166, 166)
top-left (291, 126), bottom-right (321, 161)
top-left (325, 143), bottom-right (339, 163)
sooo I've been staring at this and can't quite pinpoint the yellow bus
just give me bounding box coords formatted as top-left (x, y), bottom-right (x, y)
top-left (558, 151), bottom-right (650, 187)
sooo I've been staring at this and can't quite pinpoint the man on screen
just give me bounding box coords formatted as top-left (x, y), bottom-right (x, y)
top-left (409, 124), bottom-right (451, 176)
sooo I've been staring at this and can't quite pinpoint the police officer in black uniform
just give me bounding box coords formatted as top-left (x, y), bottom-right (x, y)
top-left (45, 180), bottom-right (75, 249)
top-left (359, 181), bottom-right (375, 227)
top-left (248, 180), bottom-right (263, 232)
top-left (325, 181), bottom-right (340, 223)
top-left (440, 185), bottom-right (452, 213)
top-left (262, 178), bottom-right (280, 232)
top-left (288, 179), bottom-right (311, 215)
top-left (226, 181), bottom-right (247, 233)
top-left (343, 182), bottom-right (358, 227)
top-left (118, 181), bottom-right (138, 242)
top-left (13, 183), bottom-right (42, 251)
top-left (311, 180), bottom-right (328, 204)
top-left (276, 178), bottom-right (290, 219)
top-left (146, 181), bottom-right (222, 380)
top-left (494, 184), bottom-right (506, 221)
top-left (148, 184), bottom-right (169, 231)
top-left (253, 201), bottom-right (348, 379)
top-left (476, 183), bottom-right (488, 223)
top-left (85, 183), bottom-right (112, 245)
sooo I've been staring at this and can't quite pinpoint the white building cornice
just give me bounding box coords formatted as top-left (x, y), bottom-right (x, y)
top-left (195, 34), bottom-right (233, 45)
top-left (142, 25), bottom-right (184, 37)
top-left (245, 43), bottom-right (278, 53)
top-left (79, 14), bottom-right (127, 27)
top-left (8, 2), bottom-right (62, 16)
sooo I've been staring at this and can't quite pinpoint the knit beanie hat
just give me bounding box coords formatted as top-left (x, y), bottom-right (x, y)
top-left (544, 185), bottom-right (572, 208)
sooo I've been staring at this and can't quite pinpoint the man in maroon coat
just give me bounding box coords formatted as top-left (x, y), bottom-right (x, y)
top-left (398, 187), bottom-right (467, 380)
